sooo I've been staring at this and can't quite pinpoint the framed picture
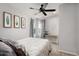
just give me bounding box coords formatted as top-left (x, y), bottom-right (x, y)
top-left (3, 12), bottom-right (12, 28)
top-left (21, 17), bottom-right (26, 28)
top-left (14, 15), bottom-right (20, 28)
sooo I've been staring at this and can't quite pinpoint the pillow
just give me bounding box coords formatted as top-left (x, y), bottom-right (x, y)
top-left (16, 41), bottom-right (29, 56)
top-left (0, 38), bottom-right (28, 56)
top-left (7, 42), bottom-right (26, 56)
top-left (0, 41), bottom-right (16, 56)
top-left (0, 38), bottom-right (17, 46)
top-left (15, 42), bottom-right (29, 56)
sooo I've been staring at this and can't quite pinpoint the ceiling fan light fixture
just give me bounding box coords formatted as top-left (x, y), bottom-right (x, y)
top-left (30, 3), bottom-right (56, 16)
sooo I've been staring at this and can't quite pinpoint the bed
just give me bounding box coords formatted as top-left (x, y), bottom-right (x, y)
top-left (16, 38), bottom-right (51, 56)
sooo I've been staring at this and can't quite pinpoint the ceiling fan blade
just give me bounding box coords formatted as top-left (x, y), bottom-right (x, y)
top-left (44, 9), bottom-right (56, 12)
top-left (29, 7), bottom-right (39, 10)
top-left (41, 10), bottom-right (47, 16)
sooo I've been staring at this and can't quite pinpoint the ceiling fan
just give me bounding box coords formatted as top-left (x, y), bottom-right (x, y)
top-left (29, 3), bottom-right (56, 16)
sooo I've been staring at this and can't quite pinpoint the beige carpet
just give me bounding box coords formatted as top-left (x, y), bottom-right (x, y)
top-left (49, 48), bottom-right (78, 56)
top-left (49, 43), bottom-right (77, 56)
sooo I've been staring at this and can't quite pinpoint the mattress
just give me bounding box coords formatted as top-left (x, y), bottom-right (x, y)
top-left (16, 38), bottom-right (51, 56)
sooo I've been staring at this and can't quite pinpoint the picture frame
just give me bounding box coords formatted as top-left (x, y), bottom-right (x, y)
top-left (14, 15), bottom-right (20, 28)
top-left (3, 12), bottom-right (12, 28)
top-left (21, 17), bottom-right (26, 28)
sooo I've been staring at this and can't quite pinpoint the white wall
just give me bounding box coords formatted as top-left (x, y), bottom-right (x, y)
top-left (76, 4), bottom-right (79, 54)
top-left (45, 16), bottom-right (59, 36)
top-left (0, 3), bottom-right (30, 40)
top-left (59, 3), bottom-right (77, 53)
top-left (43, 4), bottom-right (60, 36)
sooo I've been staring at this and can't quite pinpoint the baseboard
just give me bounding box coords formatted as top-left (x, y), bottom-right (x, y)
top-left (59, 50), bottom-right (78, 56)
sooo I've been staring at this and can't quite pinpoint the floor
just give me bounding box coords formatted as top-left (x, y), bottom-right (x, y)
top-left (48, 43), bottom-right (78, 56)
top-left (47, 36), bottom-right (78, 56)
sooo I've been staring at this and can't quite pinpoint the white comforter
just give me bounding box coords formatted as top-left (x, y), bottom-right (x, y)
top-left (16, 38), bottom-right (51, 56)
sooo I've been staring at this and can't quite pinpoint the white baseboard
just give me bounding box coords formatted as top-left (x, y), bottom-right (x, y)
top-left (59, 50), bottom-right (78, 56)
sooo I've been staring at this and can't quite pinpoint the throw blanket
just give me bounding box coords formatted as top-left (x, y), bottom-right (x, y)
top-left (0, 40), bottom-right (26, 56)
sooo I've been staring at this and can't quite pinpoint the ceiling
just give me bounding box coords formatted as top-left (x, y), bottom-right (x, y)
top-left (9, 3), bottom-right (61, 19)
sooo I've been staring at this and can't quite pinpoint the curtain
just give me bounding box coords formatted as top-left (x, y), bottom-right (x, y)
top-left (30, 18), bottom-right (45, 38)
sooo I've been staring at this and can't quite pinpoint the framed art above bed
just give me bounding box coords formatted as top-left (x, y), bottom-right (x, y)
top-left (14, 15), bottom-right (20, 28)
top-left (21, 17), bottom-right (26, 28)
top-left (3, 12), bottom-right (12, 28)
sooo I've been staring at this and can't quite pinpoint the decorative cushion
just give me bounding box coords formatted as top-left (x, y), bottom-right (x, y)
top-left (0, 38), bottom-right (17, 46)
top-left (0, 41), bottom-right (16, 56)
top-left (7, 42), bottom-right (26, 56)
top-left (16, 44), bottom-right (29, 56)
top-left (0, 38), bottom-right (27, 56)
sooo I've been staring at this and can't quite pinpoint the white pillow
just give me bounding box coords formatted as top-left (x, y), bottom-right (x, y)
top-left (16, 43), bottom-right (29, 56)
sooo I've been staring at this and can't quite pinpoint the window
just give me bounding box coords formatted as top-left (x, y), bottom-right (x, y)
top-left (30, 18), bottom-right (45, 38)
